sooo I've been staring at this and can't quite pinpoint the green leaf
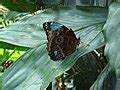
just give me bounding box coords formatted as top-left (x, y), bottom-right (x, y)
top-left (103, 2), bottom-right (120, 78)
top-left (90, 2), bottom-right (120, 90)
top-left (2, 6), bottom-right (107, 90)
top-left (3, 27), bottom-right (104, 89)
top-left (0, 6), bottom-right (107, 48)
top-left (0, 26), bottom-right (47, 47)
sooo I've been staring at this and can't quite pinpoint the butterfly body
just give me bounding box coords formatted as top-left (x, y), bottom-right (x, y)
top-left (43, 22), bottom-right (80, 61)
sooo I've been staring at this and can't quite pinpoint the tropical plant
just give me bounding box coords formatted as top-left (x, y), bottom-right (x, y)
top-left (0, 0), bottom-right (120, 90)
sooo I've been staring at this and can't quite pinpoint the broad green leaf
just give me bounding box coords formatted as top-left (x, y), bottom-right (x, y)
top-left (2, 6), bottom-right (107, 90)
top-left (90, 2), bottom-right (120, 90)
top-left (0, 6), bottom-right (107, 48)
top-left (3, 25), bottom-right (105, 90)
top-left (103, 2), bottom-right (120, 78)
top-left (0, 26), bottom-right (47, 47)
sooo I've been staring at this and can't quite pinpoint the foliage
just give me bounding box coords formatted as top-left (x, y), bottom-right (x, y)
top-left (0, 0), bottom-right (120, 90)
top-left (0, 48), bottom-right (25, 61)
top-left (0, 0), bottom-right (36, 12)
top-left (0, 0), bottom-right (117, 13)
top-left (0, 6), bottom-right (107, 90)
top-left (91, 2), bottom-right (120, 90)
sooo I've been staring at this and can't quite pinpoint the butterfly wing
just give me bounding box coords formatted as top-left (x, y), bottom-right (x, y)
top-left (43, 22), bottom-right (80, 61)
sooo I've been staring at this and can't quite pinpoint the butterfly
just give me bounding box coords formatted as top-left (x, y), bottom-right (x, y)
top-left (43, 21), bottom-right (80, 61)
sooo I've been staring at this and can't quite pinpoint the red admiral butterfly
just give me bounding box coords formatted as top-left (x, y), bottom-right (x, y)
top-left (43, 22), bottom-right (80, 61)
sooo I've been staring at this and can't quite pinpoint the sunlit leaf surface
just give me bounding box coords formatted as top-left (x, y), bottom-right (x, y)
top-left (2, 6), bottom-right (107, 90)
